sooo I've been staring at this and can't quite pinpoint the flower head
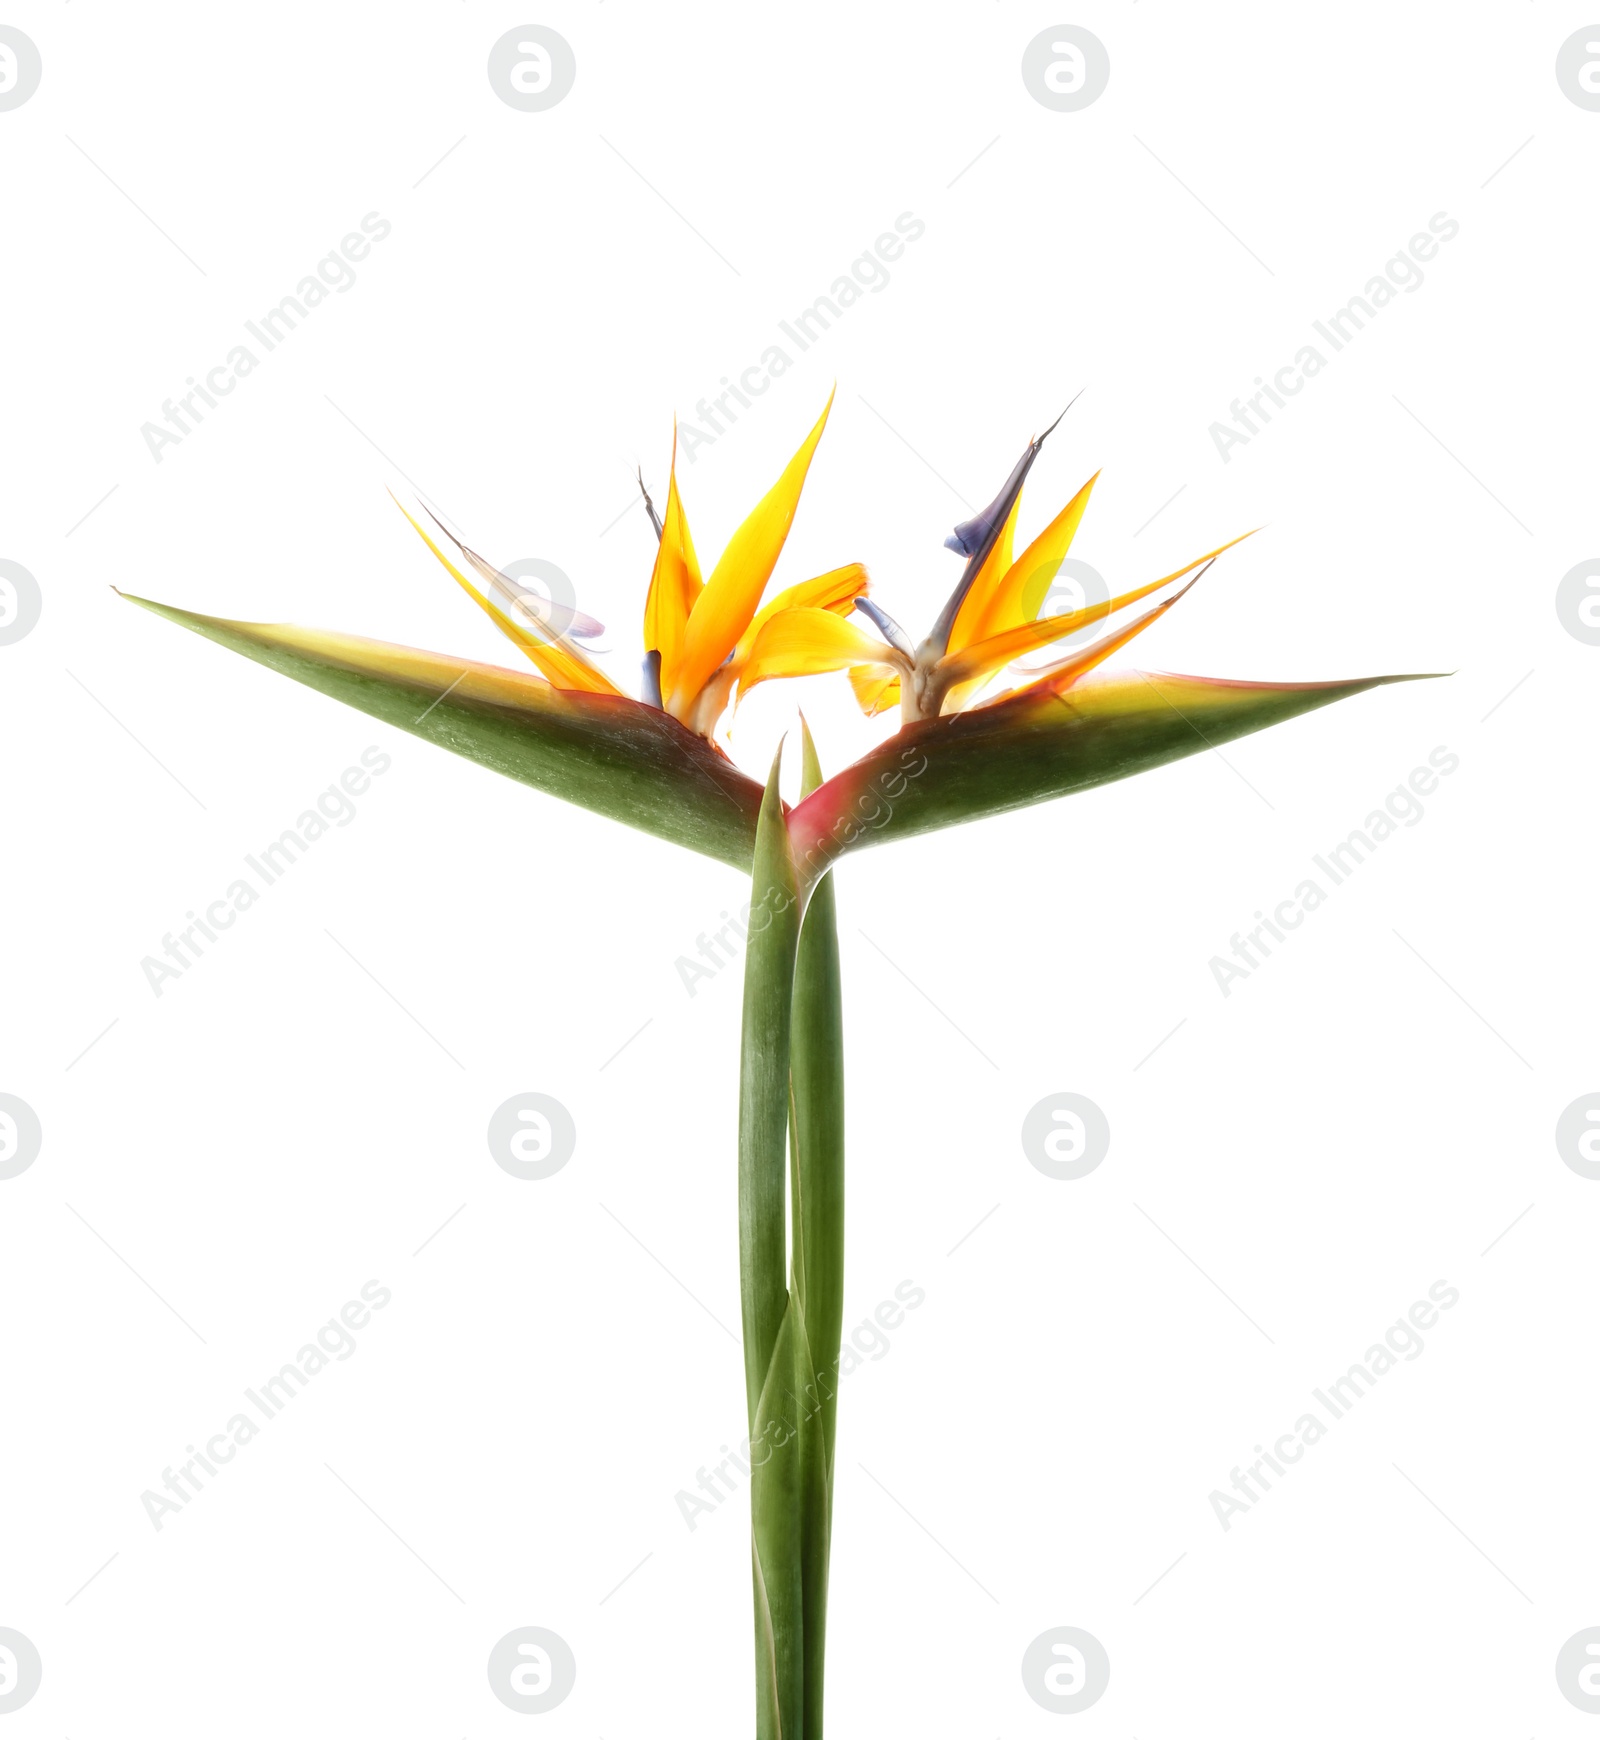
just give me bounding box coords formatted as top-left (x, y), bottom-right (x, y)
top-left (393, 390), bottom-right (865, 743)
top-left (733, 405), bottom-right (1252, 726)
top-left (123, 396), bottom-right (1436, 880)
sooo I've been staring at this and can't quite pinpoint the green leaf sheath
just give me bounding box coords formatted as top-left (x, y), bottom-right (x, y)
top-left (122, 597), bottom-right (764, 869)
top-left (740, 749), bottom-right (803, 1740)
top-left (791, 722), bottom-right (845, 1740)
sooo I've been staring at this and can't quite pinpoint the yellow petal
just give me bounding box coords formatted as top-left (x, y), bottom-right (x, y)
top-left (669, 391), bottom-right (834, 714)
top-left (734, 562), bottom-right (869, 665)
top-left (736, 606), bottom-right (898, 701)
top-left (848, 665), bottom-right (901, 716)
top-left (938, 528), bottom-right (1257, 696)
top-left (991, 471), bottom-right (1100, 638)
top-left (643, 433), bottom-right (703, 702)
top-left (394, 497), bottom-right (623, 696)
top-left (945, 491), bottom-right (1022, 656)
top-left (940, 581), bottom-right (1156, 688)
top-left (682, 566), bottom-right (867, 737)
top-left (942, 476), bottom-right (1099, 691)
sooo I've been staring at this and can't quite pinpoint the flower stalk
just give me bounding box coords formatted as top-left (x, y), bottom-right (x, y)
top-left (739, 748), bottom-right (803, 1735)
top-left (790, 723), bottom-right (846, 1737)
top-left (739, 723), bottom-right (846, 1737)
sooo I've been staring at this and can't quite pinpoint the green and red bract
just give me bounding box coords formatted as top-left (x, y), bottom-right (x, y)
top-left (120, 598), bottom-right (768, 869)
top-left (788, 667), bottom-right (1433, 891)
top-left (123, 597), bottom-right (1432, 890)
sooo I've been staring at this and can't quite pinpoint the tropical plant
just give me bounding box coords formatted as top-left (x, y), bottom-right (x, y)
top-left (126, 395), bottom-right (1428, 1736)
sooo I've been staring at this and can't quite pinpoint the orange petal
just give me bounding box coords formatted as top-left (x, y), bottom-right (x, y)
top-left (1003, 576), bottom-right (1202, 700)
top-left (979, 471), bottom-right (1100, 643)
top-left (643, 432), bottom-right (703, 703)
top-left (945, 492), bottom-right (1022, 656)
top-left (940, 579), bottom-right (1160, 689)
top-left (734, 562), bottom-right (869, 664)
top-left (735, 606), bottom-right (899, 701)
top-left (848, 665), bottom-right (901, 717)
top-left (687, 565), bottom-right (867, 735)
top-left (942, 474), bottom-right (1098, 691)
top-left (394, 497), bottom-right (623, 696)
top-left (669, 391), bottom-right (834, 714)
top-left (938, 528), bottom-right (1256, 695)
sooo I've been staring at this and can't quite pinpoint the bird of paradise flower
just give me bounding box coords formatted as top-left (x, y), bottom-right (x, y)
top-left (124, 391), bottom-right (1432, 1738)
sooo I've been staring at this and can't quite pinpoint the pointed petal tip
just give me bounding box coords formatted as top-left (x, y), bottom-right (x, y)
top-left (670, 399), bottom-right (835, 708)
top-left (936, 419), bottom-right (1063, 634)
top-left (417, 499), bottom-right (463, 549)
top-left (1036, 387), bottom-right (1084, 444)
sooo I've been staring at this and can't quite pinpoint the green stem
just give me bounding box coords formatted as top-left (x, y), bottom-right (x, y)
top-left (740, 750), bottom-right (802, 1740)
top-left (791, 722), bottom-right (845, 1740)
top-left (738, 728), bottom-right (846, 1740)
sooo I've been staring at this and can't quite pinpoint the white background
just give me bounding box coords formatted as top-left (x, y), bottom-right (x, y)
top-left (3, 4), bottom-right (1598, 1734)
